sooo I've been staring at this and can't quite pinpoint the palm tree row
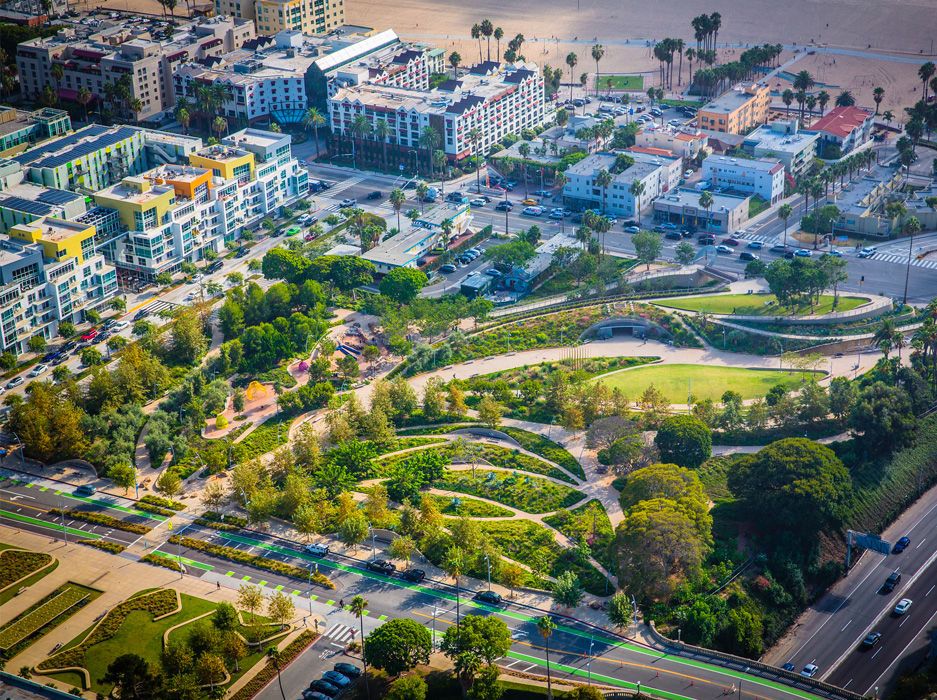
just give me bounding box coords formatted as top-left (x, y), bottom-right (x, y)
top-left (174, 83), bottom-right (232, 136)
top-left (691, 45), bottom-right (784, 100)
top-left (469, 19), bottom-right (503, 62)
top-left (690, 13), bottom-right (722, 58)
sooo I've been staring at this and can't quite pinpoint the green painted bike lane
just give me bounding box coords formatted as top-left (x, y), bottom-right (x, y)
top-left (1, 509), bottom-right (101, 539)
top-left (149, 550), bottom-right (213, 571)
top-left (185, 529), bottom-right (816, 700)
top-left (13, 480), bottom-right (167, 521)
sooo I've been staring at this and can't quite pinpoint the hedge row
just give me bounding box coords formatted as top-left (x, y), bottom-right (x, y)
top-left (77, 540), bottom-right (126, 554)
top-left (228, 631), bottom-right (317, 700)
top-left (50, 509), bottom-right (151, 535)
top-left (38, 589), bottom-right (178, 671)
top-left (141, 494), bottom-right (185, 511)
top-left (0, 550), bottom-right (52, 588)
top-left (202, 511), bottom-right (247, 527)
top-left (141, 553), bottom-right (182, 572)
top-left (135, 503), bottom-right (176, 517)
top-left (168, 536), bottom-right (335, 589)
top-left (194, 518), bottom-right (241, 532)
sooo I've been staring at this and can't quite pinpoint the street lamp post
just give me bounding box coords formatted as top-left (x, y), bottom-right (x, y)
top-left (60, 495), bottom-right (68, 545)
top-left (484, 554), bottom-right (491, 591)
top-left (367, 521), bottom-right (375, 560)
top-left (432, 605), bottom-right (438, 651)
top-left (11, 432), bottom-right (24, 470)
top-left (587, 638), bottom-right (594, 685)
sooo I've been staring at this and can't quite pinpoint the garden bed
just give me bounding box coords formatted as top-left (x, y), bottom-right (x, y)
top-left (77, 540), bottom-right (126, 554)
top-left (0, 584), bottom-right (99, 653)
top-left (50, 509), bottom-right (151, 535)
top-left (432, 469), bottom-right (585, 513)
top-left (140, 494), bottom-right (185, 511)
top-left (0, 550), bottom-right (53, 588)
top-left (543, 499), bottom-right (614, 569)
top-left (425, 494), bottom-right (514, 518)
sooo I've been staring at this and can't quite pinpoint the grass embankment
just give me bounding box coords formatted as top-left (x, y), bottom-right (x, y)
top-left (595, 364), bottom-right (823, 402)
top-left (657, 293), bottom-right (869, 317)
top-left (432, 470), bottom-right (585, 514)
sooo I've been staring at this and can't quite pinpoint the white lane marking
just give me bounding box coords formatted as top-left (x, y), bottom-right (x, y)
top-left (927, 585), bottom-right (934, 597)
top-left (841, 620), bottom-right (851, 632)
top-left (871, 648), bottom-right (882, 659)
top-left (917, 539), bottom-right (927, 549)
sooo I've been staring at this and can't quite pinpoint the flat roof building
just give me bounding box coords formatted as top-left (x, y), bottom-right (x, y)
top-left (653, 187), bottom-right (751, 234)
top-left (698, 82), bottom-right (770, 134)
top-left (702, 155), bottom-right (785, 204)
top-left (362, 201), bottom-right (470, 273)
top-left (563, 153), bottom-right (662, 218)
top-left (741, 119), bottom-right (820, 176)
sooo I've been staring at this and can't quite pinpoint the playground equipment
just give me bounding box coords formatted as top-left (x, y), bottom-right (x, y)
top-left (246, 380), bottom-right (268, 402)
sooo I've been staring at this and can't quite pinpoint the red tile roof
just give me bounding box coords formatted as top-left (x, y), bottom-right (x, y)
top-left (627, 146), bottom-right (676, 157)
top-left (811, 106), bottom-right (873, 139)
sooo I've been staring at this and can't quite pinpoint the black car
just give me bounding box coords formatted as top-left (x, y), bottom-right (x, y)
top-left (235, 247), bottom-right (249, 258)
top-left (473, 590), bottom-right (503, 605)
top-left (861, 632), bottom-right (882, 648)
top-left (403, 181), bottom-right (417, 190)
top-left (883, 571), bottom-right (901, 592)
top-left (495, 201), bottom-right (514, 211)
top-left (894, 536), bottom-right (911, 553)
top-left (61, 340), bottom-right (78, 353)
top-left (622, 220), bottom-right (639, 227)
top-left (665, 231), bottom-right (681, 240)
top-left (308, 680), bottom-right (339, 697)
top-left (333, 663), bottom-right (361, 678)
top-left (400, 569), bottom-right (425, 583)
top-left (366, 560), bottom-right (396, 575)
top-left (367, 191), bottom-right (382, 200)
top-left (133, 309), bottom-right (149, 321)
top-left (207, 260), bottom-right (224, 273)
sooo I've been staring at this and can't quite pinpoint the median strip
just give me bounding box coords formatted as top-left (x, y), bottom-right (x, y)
top-left (0, 510), bottom-right (101, 539)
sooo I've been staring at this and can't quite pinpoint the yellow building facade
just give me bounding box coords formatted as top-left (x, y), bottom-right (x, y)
top-left (92, 176), bottom-right (176, 233)
top-left (9, 217), bottom-right (97, 263)
top-left (698, 83), bottom-right (770, 135)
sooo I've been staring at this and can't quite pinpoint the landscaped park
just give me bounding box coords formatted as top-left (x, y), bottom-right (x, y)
top-left (593, 74), bottom-right (644, 91)
top-left (658, 293), bottom-right (870, 316)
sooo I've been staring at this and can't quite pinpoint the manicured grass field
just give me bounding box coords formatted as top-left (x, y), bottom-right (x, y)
top-left (595, 364), bottom-right (822, 402)
top-left (594, 74), bottom-right (644, 91)
top-left (657, 293), bottom-right (869, 317)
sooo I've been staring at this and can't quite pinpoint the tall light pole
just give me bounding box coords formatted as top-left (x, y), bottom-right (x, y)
top-left (587, 638), bottom-right (594, 685)
top-left (432, 605), bottom-right (438, 651)
top-left (60, 495), bottom-right (68, 545)
top-left (484, 554), bottom-right (491, 591)
top-left (367, 521), bottom-right (375, 560)
top-left (11, 432), bottom-right (24, 470)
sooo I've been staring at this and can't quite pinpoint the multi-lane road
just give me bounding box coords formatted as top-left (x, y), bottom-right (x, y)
top-left (0, 469), bottom-right (849, 700)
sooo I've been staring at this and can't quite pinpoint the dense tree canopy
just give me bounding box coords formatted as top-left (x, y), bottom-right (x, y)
top-left (363, 618), bottom-right (432, 676)
top-left (728, 438), bottom-right (852, 537)
top-left (380, 267), bottom-right (429, 304)
top-left (655, 415), bottom-right (712, 468)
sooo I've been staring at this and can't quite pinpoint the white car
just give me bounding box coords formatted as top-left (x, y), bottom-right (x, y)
top-left (469, 198), bottom-right (486, 206)
top-left (30, 364), bottom-right (48, 377)
top-left (112, 320), bottom-right (129, 332)
top-left (801, 664), bottom-right (819, 678)
top-left (684, 169), bottom-right (695, 178)
top-left (523, 206), bottom-right (544, 216)
top-left (894, 598), bottom-right (912, 615)
top-left (716, 245), bottom-right (733, 254)
top-left (858, 247), bottom-right (878, 258)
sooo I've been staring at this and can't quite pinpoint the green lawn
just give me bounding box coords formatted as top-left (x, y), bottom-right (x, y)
top-left (595, 364), bottom-right (823, 402)
top-left (657, 293), bottom-right (869, 317)
top-left (432, 470), bottom-right (586, 514)
top-left (594, 74), bottom-right (644, 91)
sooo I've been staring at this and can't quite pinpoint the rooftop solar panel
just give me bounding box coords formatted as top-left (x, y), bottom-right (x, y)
top-left (0, 196), bottom-right (54, 216)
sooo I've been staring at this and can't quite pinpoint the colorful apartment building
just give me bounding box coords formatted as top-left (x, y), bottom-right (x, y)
top-left (698, 82), bottom-right (770, 134)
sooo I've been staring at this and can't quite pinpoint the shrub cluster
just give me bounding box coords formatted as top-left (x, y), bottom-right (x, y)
top-left (193, 517), bottom-right (241, 532)
top-left (168, 536), bottom-right (334, 589)
top-left (135, 503), bottom-right (176, 517)
top-left (0, 550), bottom-right (52, 588)
top-left (49, 509), bottom-right (151, 535)
top-left (501, 428), bottom-right (586, 479)
top-left (141, 553), bottom-right (183, 572)
top-left (76, 540), bottom-right (126, 554)
top-left (141, 494), bottom-right (185, 510)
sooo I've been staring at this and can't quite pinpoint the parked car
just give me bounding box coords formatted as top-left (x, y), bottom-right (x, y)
top-left (81, 328), bottom-right (98, 341)
top-left (624, 226), bottom-right (640, 233)
top-left (801, 664), bottom-right (819, 678)
top-left (30, 364), bottom-right (48, 377)
top-left (521, 198), bottom-right (539, 206)
top-left (112, 320), bottom-right (129, 332)
top-left (894, 536), bottom-right (911, 553)
top-left (366, 560), bottom-right (396, 575)
top-left (75, 484), bottom-right (97, 496)
top-left (7, 376), bottom-right (24, 389)
top-left (302, 691), bottom-right (330, 700)
top-left (794, 249), bottom-right (813, 257)
top-left (665, 231), bottom-right (681, 240)
top-left (340, 198), bottom-right (357, 208)
top-left (333, 663), bottom-right (361, 678)
top-left (533, 189), bottom-right (552, 197)
top-left (366, 191), bottom-right (382, 200)
top-left (305, 543), bottom-right (329, 556)
top-left (861, 633), bottom-right (882, 648)
top-left (858, 247), bottom-right (878, 258)
top-left (235, 247), bottom-right (249, 258)
top-left (321, 672), bottom-right (351, 688)
top-left (485, 269), bottom-right (502, 277)
top-left (439, 264), bottom-right (456, 273)
top-left (400, 569), bottom-right (426, 583)
top-left (747, 241), bottom-right (763, 249)
top-left (882, 571), bottom-right (901, 592)
top-left (474, 590), bottom-right (503, 605)
top-left (207, 260), bottom-right (224, 273)
top-left (308, 680), bottom-right (339, 697)
top-left (827, 249), bottom-right (843, 257)
top-left (684, 169), bottom-right (695, 178)
top-left (894, 598), bottom-right (913, 615)
top-left (661, 222), bottom-right (677, 229)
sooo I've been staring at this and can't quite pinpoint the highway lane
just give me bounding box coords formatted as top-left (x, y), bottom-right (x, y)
top-left (0, 472), bottom-right (165, 546)
top-left (156, 522), bottom-right (832, 700)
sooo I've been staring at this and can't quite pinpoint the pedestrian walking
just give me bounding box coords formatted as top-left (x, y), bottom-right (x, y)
top-left (339, 598), bottom-right (344, 609)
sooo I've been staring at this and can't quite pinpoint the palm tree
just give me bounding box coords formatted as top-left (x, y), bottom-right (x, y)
top-left (445, 547), bottom-right (466, 632)
top-left (349, 114), bottom-right (372, 169)
top-left (565, 53), bottom-right (578, 104)
top-left (920, 62), bottom-right (936, 102)
top-left (349, 596), bottom-right (370, 700)
top-left (778, 202), bottom-right (793, 247)
top-left (449, 51), bottom-right (461, 80)
top-left (781, 89), bottom-right (794, 117)
top-left (175, 107), bottom-right (190, 135)
top-left (419, 126), bottom-right (441, 179)
top-left (874, 318), bottom-right (897, 359)
top-left (555, 172), bottom-right (568, 232)
top-left (675, 38), bottom-right (685, 85)
top-left (872, 87), bottom-right (885, 115)
top-left (468, 127), bottom-right (482, 192)
top-left (537, 616), bottom-right (557, 700)
top-left (591, 44), bottom-right (605, 96)
top-left (212, 115), bottom-right (227, 141)
top-left (50, 62), bottom-right (63, 100)
top-left (480, 19), bottom-right (494, 61)
top-left (416, 182), bottom-right (429, 212)
top-left (130, 98), bottom-right (143, 126)
top-left (518, 142), bottom-right (531, 197)
top-left (686, 47), bottom-right (696, 88)
top-left (806, 95), bottom-right (817, 119)
top-left (374, 119), bottom-right (391, 172)
top-left (471, 24), bottom-right (483, 63)
top-left (835, 91), bottom-right (856, 107)
top-left (440, 218), bottom-right (454, 249)
top-left (302, 107), bottom-right (326, 159)
top-left (793, 69), bottom-right (815, 95)
top-left (494, 27), bottom-right (504, 60)
top-left (266, 647), bottom-right (287, 700)
top-left (698, 190), bottom-right (714, 231)
top-left (389, 188), bottom-right (406, 232)
top-left (817, 90), bottom-right (830, 117)
top-left (903, 216), bottom-right (922, 304)
top-left (626, 178), bottom-right (644, 227)
top-left (575, 224), bottom-right (592, 250)
top-left (595, 169), bottom-right (612, 250)
top-left (77, 87), bottom-right (92, 123)
top-left (809, 179), bottom-right (824, 248)
top-left (795, 89), bottom-right (807, 122)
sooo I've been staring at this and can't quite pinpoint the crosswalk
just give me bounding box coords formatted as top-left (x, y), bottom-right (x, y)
top-left (870, 252), bottom-right (937, 269)
top-left (322, 623), bottom-right (355, 644)
top-left (322, 176), bottom-right (365, 197)
top-left (138, 299), bottom-right (176, 316)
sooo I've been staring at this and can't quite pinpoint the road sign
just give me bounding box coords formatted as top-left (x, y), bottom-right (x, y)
top-left (848, 530), bottom-right (891, 555)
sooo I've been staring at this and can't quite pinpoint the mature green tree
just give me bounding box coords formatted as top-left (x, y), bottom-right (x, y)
top-left (632, 230), bottom-right (663, 270)
top-left (606, 591), bottom-right (633, 630)
top-left (262, 248), bottom-right (310, 284)
top-left (340, 512), bottom-right (369, 551)
top-left (441, 614), bottom-right (512, 665)
top-left (363, 618), bottom-right (432, 676)
top-left (102, 654), bottom-right (154, 700)
top-left (484, 240), bottom-right (536, 267)
top-left (380, 267), bottom-right (428, 304)
top-left (551, 570), bottom-right (585, 610)
top-left (847, 382), bottom-right (917, 451)
top-left (654, 415), bottom-right (711, 469)
top-left (109, 462), bottom-right (136, 494)
top-left (386, 676), bottom-right (427, 700)
top-left (478, 395), bottom-right (502, 428)
top-left (619, 463), bottom-right (710, 534)
top-left (728, 438), bottom-right (852, 537)
top-left (674, 241), bottom-right (696, 265)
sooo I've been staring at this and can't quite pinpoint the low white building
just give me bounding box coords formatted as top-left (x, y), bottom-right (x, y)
top-left (625, 147), bottom-right (683, 193)
top-left (702, 155), bottom-right (785, 204)
top-left (634, 127), bottom-right (705, 162)
top-left (563, 153), bottom-right (662, 218)
top-left (362, 201), bottom-right (470, 273)
top-left (741, 120), bottom-right (819, 177)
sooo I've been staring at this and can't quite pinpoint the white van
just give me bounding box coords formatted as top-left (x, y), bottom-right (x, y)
top-left (695, 181), bottom-right (711, 191)
top-left (305, 543), bottom-right (329, 556)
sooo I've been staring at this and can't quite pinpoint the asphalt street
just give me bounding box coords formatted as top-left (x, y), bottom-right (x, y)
top-left (0, 470), bottom-right (836, 700)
